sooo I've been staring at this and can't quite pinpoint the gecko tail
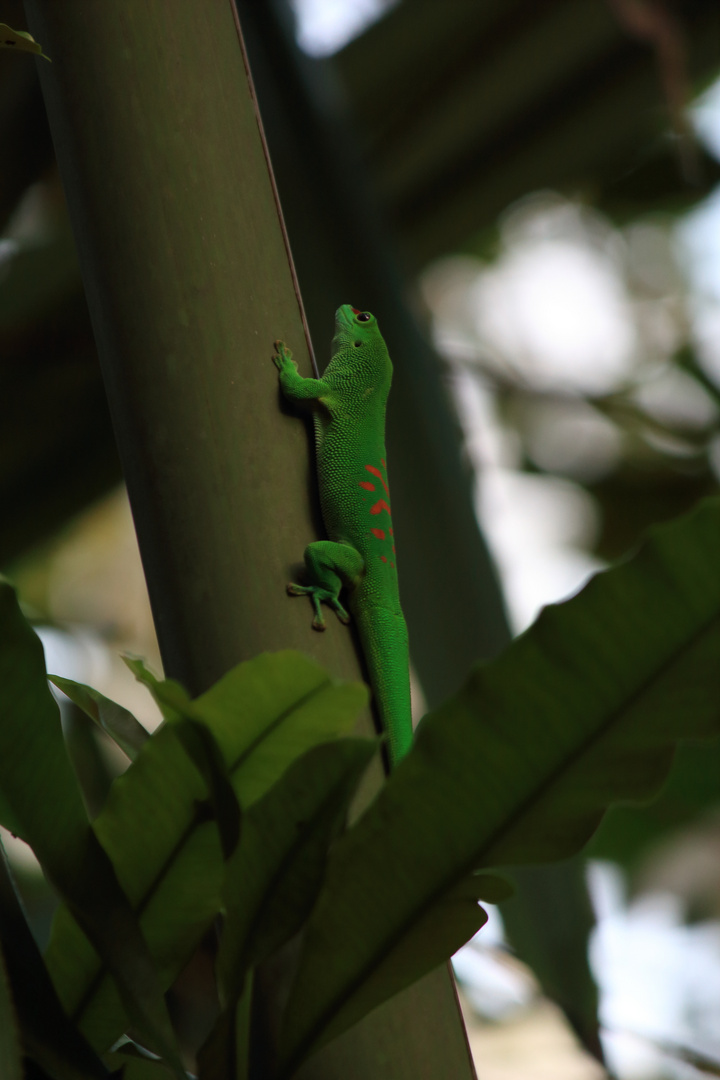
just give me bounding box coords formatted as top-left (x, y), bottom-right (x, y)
top-left (354, 604), bottom-right (413, 767)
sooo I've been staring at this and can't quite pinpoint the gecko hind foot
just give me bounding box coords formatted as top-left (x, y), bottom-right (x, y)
top-left (330, 600), bottom-right (351, 624)
top-left (287, 581), bottom-right (350, 629)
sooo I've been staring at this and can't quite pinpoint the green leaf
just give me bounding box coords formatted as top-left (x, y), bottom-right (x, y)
top-left (0, 944), bottom-right (21, 1080)
top-left (311, 870), bottom-right (509, 1057)
top-left (277, 498), bottom-right (720, 1076)
top-left (45, 651), bottom-right (368, 1053)
top-left (121, 657), bottom-right (191, 724)
top-left (0, 841), bottom-right (111, 1080)
top-left (196, 979), bottom-right (252, 1080)
top-left (219, 738), bottom-right (377, 1000)
top-left (174, 718), bottom-right (241, 860)
top-left (48, 676), bottom-right (150, 761)
top-left (46, 722), bottom-right (226, 1053)
top-left (104, 1052), bottom-right (174, 1080)
top-left (0, 23), bottom-right (50, 60)
top-left (0, 790), bottom-right (24, 842)
top-left (201, 739), bottom-right (376, 1079)
top-left (0, 581), bottom-right (87, 869)
top-left (587, 737), bottom-right (720, 873)
top-left (0, 580), bottom-right (184, 1076)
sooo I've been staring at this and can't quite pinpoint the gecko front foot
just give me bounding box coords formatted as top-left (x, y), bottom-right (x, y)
top-left (273, 340), bottom-right (297, 375)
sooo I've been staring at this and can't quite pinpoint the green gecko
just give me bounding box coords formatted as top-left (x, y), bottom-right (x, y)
top-left (273, 305), bottom-right (413, 766)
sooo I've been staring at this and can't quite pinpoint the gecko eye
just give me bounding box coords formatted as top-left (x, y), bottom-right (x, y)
top-left (356, 312), bottom-right (371, 322)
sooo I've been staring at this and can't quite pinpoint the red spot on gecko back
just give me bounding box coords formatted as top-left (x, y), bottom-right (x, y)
top-left (380, 556), bottom-right (388, 563)
top-left (381, 458), bottom-right (386, 467)
top-left (370, 499), bottom-right (391, 516)
top-left (365, 464), bottom-right (389, 495)
top-left (371, 528), bottom-right (385, 539)
top-left (359, 481), bottom-right (375, 491)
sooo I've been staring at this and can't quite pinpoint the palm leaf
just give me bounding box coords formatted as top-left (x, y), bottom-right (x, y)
top-left (277, 497), bottom-right (720, 1075)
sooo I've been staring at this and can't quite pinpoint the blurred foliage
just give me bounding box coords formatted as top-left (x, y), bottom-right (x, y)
top-left (334, 0), bottom-right (720, 264)
top-left (0, 176), bottom-right (120, 567)
top-left (422, 192), bottom-right (720, 562)
top-left (588, 738), bottom-right (720, 880)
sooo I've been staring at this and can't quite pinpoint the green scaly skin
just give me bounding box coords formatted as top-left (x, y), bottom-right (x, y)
top-left (273, 304), bottom-right (413, 765)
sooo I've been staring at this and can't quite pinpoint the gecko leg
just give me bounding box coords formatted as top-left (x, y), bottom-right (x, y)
top-left (288, 540), bottom-right (364, 631)
top-left (273, 341), bottom-right (331, 402)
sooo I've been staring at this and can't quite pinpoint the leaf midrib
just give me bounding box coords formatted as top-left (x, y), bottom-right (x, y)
top-left (478, 609), bottom-right (720, 866)
top-left (281, 609), bottom-right (720, 1073)
top-left (231, 759), bottom-right (366, 984)
top-left (69, 678), bottom-right (332, 1026)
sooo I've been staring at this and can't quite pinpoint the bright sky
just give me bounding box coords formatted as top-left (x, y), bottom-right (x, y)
top-left (289, 0), bottom-right (398, 56)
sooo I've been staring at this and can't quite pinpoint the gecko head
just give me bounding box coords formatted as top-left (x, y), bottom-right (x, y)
top-left (332, 304), bottom-right (384, 354)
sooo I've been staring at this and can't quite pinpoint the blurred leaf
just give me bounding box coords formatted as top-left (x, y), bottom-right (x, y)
top-left (0, 23), bottom-right (50, 61)
top-left (677, 344), bottom-right (720, 410)
top-left (122, 658), bottom-right (190, 724)
top-left (174, 718), bottom-right (241, 860)
top-left (0, 579), bottom-right (88, 867)
top-left (0, 228), bottom-right (81, 336)
top-left (0, 944), bottom-right (21, 1080)
top-left (294, 869), bottom-right (510, 1059)
top-left (202, 739), bottom-right (377, 1078)
top-left (276, 498), bottom-right (720, 1076)
top-left (501, 861), bottom-right (602, 1060)
top-left (588, 737), bottom-right (720, 871)
top-left (0, 580), bottom-right (183, 1075)
top-left (0, 792), bottom-right (24, 842)
top-left (219, 738), bottom-right (377, 997)
top-left (640, 1035), bottom-right (720, 1077)
top-left (0, 841), bottom-right (110, 1080)
top-left (197, 994), bottom-right (251, 1080)
top-left (104, 1051), bottom-right (173, 1080)
top-left (48, 676), bottom-right (150, 762)
top-left (61, 708), bottom-right (118, 821)
top-left (45, 652), bottom-right (368, 1054)
top-left (589, 464), bottom-right (717, 562)
top-left (123, 651), bottom-right (370, 808)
